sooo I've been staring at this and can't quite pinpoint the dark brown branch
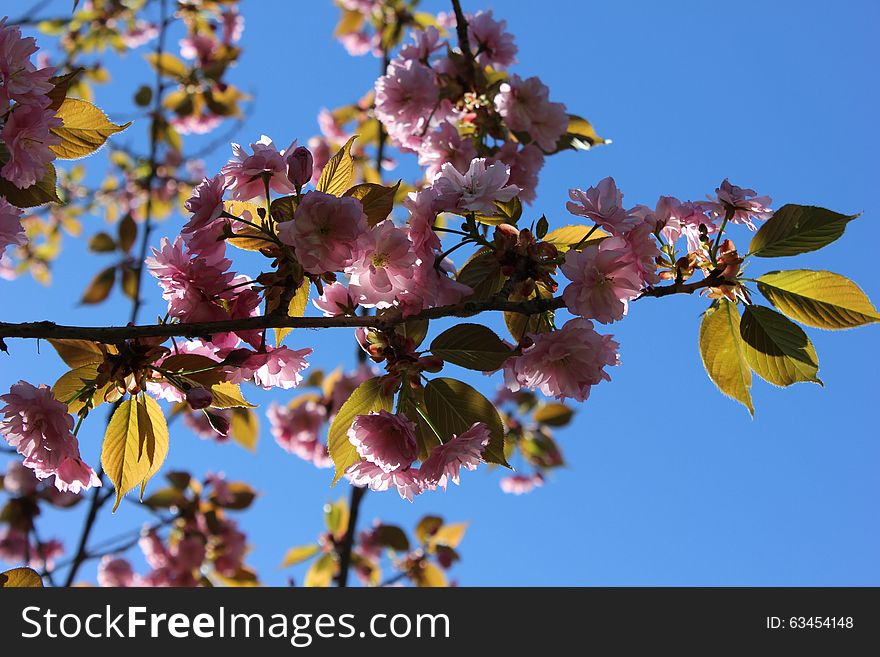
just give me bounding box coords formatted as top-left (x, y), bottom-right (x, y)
top-left (450, 0), bottom-right (477, 85)
top-left (335, 485), bottom-right (367, 587)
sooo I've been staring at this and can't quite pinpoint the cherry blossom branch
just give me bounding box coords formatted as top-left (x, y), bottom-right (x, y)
top-left (450, 0), bottom-right (477, 85)
top-left (0, 276), bottom-right (726, 344)
top-left (335, 485), bottom-right (367, 588)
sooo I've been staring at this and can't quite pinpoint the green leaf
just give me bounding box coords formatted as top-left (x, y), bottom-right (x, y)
top-left (505, 285), bottom-right (554, 342)
top-left (224, 200), bottom-right (271, 251)
top-left (374, 525), bottom-right (410, 551)
top-left (230, 407), bottom-right (259, 451)
top-left (430, 323), bottom-right (513, 370)
top-left (428, 523), bottom-right (467, 549)
top-left (324, 497), bottom-right (350, 540)
top-left (475, 196), bottom-right (522, 225)
top-left (103, 396), bottom-right (168, 511)
top-left (80, 266), bottom-right (116, 304)
top-left (550, 114), bottom-right (608, 153)
top-left (399, 318), bottom-right (429, 349)
top-left (117, 214), bottom-right (137, 252)
top-left (275, 280), bottom-right (310, 346)
top-left (399, 391), bottom-right (439, 461)
top-left (699, 299), bottom-right (754, 415)
top-left (542, 224), bottom-right (608, 252)
top-left (327, 377), bottom-right (394, 483)
top-left (424, 378), bottom-right (508, 467)
top-left (0, 567), bottom-right (43, 588)
top-left (532, 402), bottom-right (574, 426)
top-left (52, 363), bottom-right (100, 415)
top-left (48, 339), bottom-right (106, 368)
top-left (739, 305), bottom-right (822, 387)
top-left (269, 194), bottom-right (298, 222)
top-left (756, 270), bottom-right (880, 330)
top-left (456, 249), bottom-right (505, 301)
top-left (749, 204), bottom-right (859, 257)
top-left (280, 544), bottom-right (320, 568)
top-left (209, 382), bottom-right (256, 409)
top-left (46, 68), bottom-right (84, 112)
top-left (88, 231), bottom-right (116, 253)
top-left (317, 136), bottom-right (357, 197)
top-left (49, 98), bottom-right (131, 159)
top-left (145, 52), bottom-right (189, 80)
top-left (304, 553), bottom-right (337, 587)
top-left (343, 181), bottom-right (400, 226)
top-left (0, 162), bottom-right (60, 207)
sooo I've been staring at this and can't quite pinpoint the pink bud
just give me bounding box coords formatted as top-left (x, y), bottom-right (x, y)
top-left (286, 146), bottom-right (313, 190)
top-left (186, 387), bottom-right (214, 410)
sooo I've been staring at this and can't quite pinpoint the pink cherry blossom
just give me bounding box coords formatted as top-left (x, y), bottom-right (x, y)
top-left (0, 105), bottom-right (61, 189)
top-left (561, 237), bottom-right (645, 323)
top-left (420, 422), bottom-right (490, 490)
top-left (29, 538), bottom-right (63, 570)
top-left (417, 120), bottom-right (477, 182)
top-left (405, 188), bottom-right (442, 256)
top-left (285, 146), bottom-right (313, 190)
top-left (400, 26), bottom-right (444, 62)
top-left (267, 400), bottom-right (331, 468)
top-left (313, 281), bottom-right (357, 316)
top-left (0, 19), bottom-right (55, 108)
top-left (621, 219), bottom-right (661, 286)
top-left (221, 135), bottom-right (297, 200)
top-left (0, 197), bottom-right (25, 255)
top-left (503, 319), bottom-right (620, 401)
top-left (375, 59), bottom-right (439, 129)
top-left (347, 220), bottom-right (417, 308)
top-left (566, 177), bottom-right (643, 235)
top-left (494, 75), bottom-right (568, 151)
top-left (500, 472), bottom-right (545, 495)
top-left (709, 179), bottom-right (773, 230)
top-left (0, 527), bottom-right (28, 563)
top-left (3, 459), bottom-right (38, 496)
top-left (277, 190), bottom-right (367, 274)
top-left (433, 157), bottom-right (520, 215)
top-left (120, 20), bottom-right (158, 49)
top-left (345, 460), bottom-right (424, 502)
top-left (491, 142), bottom-right (544, 204)
top-left (0, 381), bottom-right (100, 494)
top-left (98, 556), bottom-right (139, 587)
top-left (231, 346), bottom-right (312, 390)
top-left (348, 411), bottom-right (419, 473)
top-left (181, 174), bottom-right (229, 262)
top-left (467, 10), bottom-right (517, 69)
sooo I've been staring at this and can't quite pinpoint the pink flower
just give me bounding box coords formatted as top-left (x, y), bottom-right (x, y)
top-left (3, 459), bottom-right (38, 496)
top-left (0, 197), bottom-right (25, 255)
top-left (285, 146), bottom-right (313, 190)
top-left (660, 200), bottom-right (715, 252)
top-left (120, 20), bottom-right (158, 49)
top-left (621, 220), bottom-right (661, 286)
top-left (0, 527), bottom-right (28, 563)
top-left (267, 400), bottom-right (331, 468)
top-left (231, 346), bottom-right (312, 390)
top-left (491, 142), bottom-right (544, 204)
top-left (494, 75), bottom-right (568, 151)
top-left (339, 31), bottom-right (377, 57)
top-left (347, 220), bottom-right (417, 308)
top-left (417, 120), bottom-right (477, 182)
top-left (375, 59), bottom-right (439, 129)
top-left (98, 556), bottom-right (138, 587)
top-left (348, 411), bottom-right (419, 473)
top-left (0, 19), bottom-right (55, 108)
top-left (0, 381), bottom-right (100, 494)
top-left (566, 177), bottom-right (642, 235)
top-left (709, 179), bottom-right (773, 230)
top-left (221, 135), bottom-right (297, 200)
top-left (277, 190), bottom-right (366, 274)
top-left (420, 422), bottom-right (490, 490)
top-left (433, 158), bottom-right (520, 215)
top-left (171, 113), bottom-right (222, 135)
top-left (29, 538), bottom-right (63, 570)
top-left (313, 281), bottom-right (357, 316)
top-left (467, 10), bottom-right (517, 69)
top-left (399, 26), bottom-right (444, 62)
top-left (345, 461), bottom-right (424, 502)
top-left (500, 472), bottom-right (544, 495)
top-left (139, 528), bottom-right (171, 570)
top-left (181, 175), bottom-right (229, 262)
top-left (0, 105), bottom-right (61, 189)
top-left (561, 237), bottom-right (644, 323)
top-left (405, 188), bottom-right (442, 256)
top-left (503, 318), bottom-right (620, 402)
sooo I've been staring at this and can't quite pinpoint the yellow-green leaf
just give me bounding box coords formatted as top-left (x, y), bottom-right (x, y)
top-left (145, 52), bottom-right (189, 80)
top-left (749, 204), bottom-right (859, 257)
top-left (48, 339), bottom-right (106, 368)
top-left (304, 553), bottom-right (337, 587)
top-left (230, 407), bottom-right (259, 451)
top-left (756, 270), bottom-right (880, 330)
top-left (103, 396), bottom-right (168, 511)
top-left (739, 305), bottom-right (822, 387)
top-left (343, 181), bottom-right (400, 226)
top-left (209, 382), bottom-right (256, 409)
top-left (317, 136), bottom-right (357, 197)
top-left (551, 114), bottom-right (608, 153)
top-left (532, 402), bottom-right (574, 426)
top-left (225, 200), bottom-right (272, 251)
top-left (699, 299), bottom-right (754, 415)
top-left (328, 377), bottom-right (394, 484)
top-left (52, 363), bottom-right (101, 415)
top-left (280, 544), bottom-right (320, 568)
top-left (324, 497), bottom-right (350, 541)
top-left (415, 562), bottom-right (447, 587)
top-left (543, 224), bottom-right (608, 252)
top-left (275, 280), bottom-right (310, 346)
top-left (0, 567), bottom-right (43, 588)
top-left (424, 378), bottom-right (508, 467)
top-left (49, 98), bottom-right (131, 159)
top-left (456, 249), bottom-right (505, 301)
top-left (80, 266), bottom-right (116, 304)
top-left (0, 162), bottom-right (60, 207)
top-left (428, 523), bottom-right (467, 549)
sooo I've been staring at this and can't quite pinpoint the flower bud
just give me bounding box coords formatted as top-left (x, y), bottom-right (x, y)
top-left (286, 146), bottom-right (313, 190)
top-left (186, 387), bottom-right (214, 410)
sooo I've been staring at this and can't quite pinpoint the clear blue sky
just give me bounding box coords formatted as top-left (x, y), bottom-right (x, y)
top-left (2, 0), bottom-right (879, 585)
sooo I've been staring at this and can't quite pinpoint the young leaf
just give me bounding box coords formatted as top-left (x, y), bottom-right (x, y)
top-left (424, 378), bottom-right (508, 467)
top-left (699, 299), bottom-right (754, 415)
top-left (80, 266), bottom-right (116, 304)
top-left (457, 249), bottom-right (505, 301)
top-left (270, 194), bottom-right (298, 222)
top-left (756, 270), bottom-right (880, 330)
top-left (317, 136), bottom-right (357, 197)
top-left (88, 232), bottom-right (116, 252)
top-left (328, 377), bottom-right (394, 483)
top-left (373, 525), bottom-right (410, 551)
top-left (343, 181), bottom-right (400, 226)
top-left (275, 280), bottom-right (310, 346)
top-left (430, 323), bottom-right (513, 371)
top-left (428, 523), bottom-right (468, 549)
top-left (749, 204), bottom-right (859, 257)
top-left (280, 544), bottom-right (320, 568)
top-left (505, 285), bottom-right (554, 342)
top-left (399, 391), bottom-right (440, 460)
top-left (117, 214), bottom-right (137, 252)
top-left (0, 567), bottom-right (43, 588)
top-left (304, 553), bottom-right (337, 587)
top-left (542, 224), bottom-right (608, 252)
top-left (230, 407), bottom-right (259, 451)
top-left (209, 382), bottom-right (256, 409)
top-left (415, 562), bottom-right (448, 587)
top-left (52, 363), bottom-right (101, 414)
top-left (550, 114), bottom-right (608, 153)
top-left (48, 339), bottom-right (106, 368)
top-left (739, 305), bottom-right (822, 387)
top-left (49, 98), bottom-right (131, 159)
top-left (224, 200), bottom-right (271, 251)
top-left (0, 163), bottom-right (60, 207)
top-left (532, 402), bottom-right (574, 426)
top-left (103, 396), bottom-right (168, 511)
top-left (144, 52), bottom-right (189, 80)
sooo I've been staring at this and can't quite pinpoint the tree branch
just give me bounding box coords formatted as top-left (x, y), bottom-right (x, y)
top-left (450, 0), bottom-right (477, 85)
top-left (335, 485), bottom-right (367, 587)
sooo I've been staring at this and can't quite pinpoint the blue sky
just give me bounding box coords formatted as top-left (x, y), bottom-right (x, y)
top-left (2, 0), bottom-right (879, 585)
